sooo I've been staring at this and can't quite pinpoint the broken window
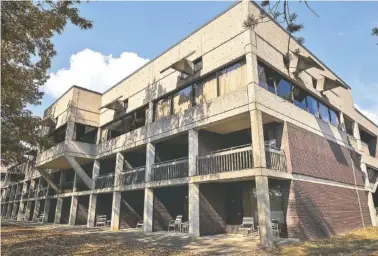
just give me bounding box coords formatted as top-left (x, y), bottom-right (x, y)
top-left (172, 86), bottom-right (192, 115)
top-left (75, 124), bottom-right (98, 144)
top-left (258, 64), bottom-right (276, 94)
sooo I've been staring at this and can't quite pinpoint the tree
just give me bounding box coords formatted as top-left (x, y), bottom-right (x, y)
top-left (1, 1), bottom-right (93, 166)
top-left (373, 27), bottom-right (378, 44)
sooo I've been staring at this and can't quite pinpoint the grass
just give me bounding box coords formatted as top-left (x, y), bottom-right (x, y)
top-left (2, 222), bottom-right (378, 255)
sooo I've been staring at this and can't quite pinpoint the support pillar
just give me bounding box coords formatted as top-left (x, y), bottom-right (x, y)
top-left (65, 156), bottom-right (93, 189)
top-left (256, 176), bottom-right (273, 247)
top-left (250, 109), bottom-right (266, 168)
top-left (188, 183), bottom-right (200, 236)
top-left (54, 198), bottom-right (63, 224)
top-left (69, 196), bottom-right (78, 225)
top-left (143, 188), bottom-right (154, 232)
top-left (11, 202), bottom-right (18, 219)
top-left (43, 199), bottom-right (51, 223)
top-left (368, 191), bottom-right (377, 226)
top-left (145, 143), bottom-right (155, 182)
top-left (111, 192), bottom-right (121, 231)
top-left (37, 169), bottom-right (61, 193)
top-left (87, 160), bottom-right (100, 227)
top-left (65, 121), bottom-right (76, 141)
top-left (17, 201), bottom-right (25, 220)
top-left (33, 200), bottom-right (41, 221)
top-left (6, 203), bottom-right (12, 218)
top-left (353, 121), bottom-right (362, 151)
top-left (188, 129), bottom-right (198, 176)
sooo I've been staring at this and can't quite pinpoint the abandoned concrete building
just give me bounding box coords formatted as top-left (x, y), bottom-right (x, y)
top-left (2, 1), bottom-right (378, 247)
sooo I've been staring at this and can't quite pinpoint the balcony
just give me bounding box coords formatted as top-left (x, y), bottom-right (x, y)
top-left (94, 173), bottom-right (115, 189)
top-left (151, 158), bottom-right (189, 181)
top-left (120, 167), bottom-right (145, 186)
top-left (196, 144), bottom-right (253, 175)
top-left (265, 147), bottom-right (287, 172)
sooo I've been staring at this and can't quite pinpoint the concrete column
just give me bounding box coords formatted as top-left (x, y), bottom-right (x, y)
top-left (87, 160), bottom-right (100, 227)
top-left (145, 143), bottom-right (155, 182)
top-left (25, 201), bottom-right (32, 220)
top-left (147, 101), bottom-right (154, 124)
top-left (11, 202), bottom-right (18, 219)
top-left (69, 196), bottom-right (78, 225)
top-left (43, 199), bottom-right (51, 223)
top-left (250, 109), bottom-right (266, 168)
top-left (54, 198), bottom-right (63, 224)
top-left (353, 121), bottom-right (362, 151)
top-left (115, 153), bottom-right (124, 187)
top-left (111, 191), bottom-right (121, 231)
top-left (339, 112), bottom-right (346, 131)
top-left (367, 191), bottom-right (377, 226)
top-left (33, 200), bottom-right (41, 221)
top-left (6, 203), bottom-right (12, 218)
top-left (188, 129), bottom-right (199, 176)
top-left (73, 173), bottom-right (77, 192)
top-left (65, 121), bottom-right (76, 141)
top-left (256, 176), bottom-right (273, 247)
top-left (188, 183), bottom-right (200, 236)
top-left (17, 201), bottom-right (25, 220)
top-left (280, 122), bottom-right (292, 172)
top-left (143, 188), bottom-right (154, 232)
top-left (95, 128), bottom-right (102, 144)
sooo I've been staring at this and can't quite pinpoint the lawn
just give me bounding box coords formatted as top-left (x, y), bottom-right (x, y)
top-left (1, 222), bottom-right (378, 256)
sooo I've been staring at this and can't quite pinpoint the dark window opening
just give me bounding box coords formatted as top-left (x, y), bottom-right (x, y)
top-left (193, 58), bottom-right (203, 73)
top-left (104, 105), bottom-right (147, 141)
top-left (293, 87), bottom-right (307, 111)
top-left (312, 77), bottom-right (318, 89)
top-left (74, 123), bottom-right (98, 144)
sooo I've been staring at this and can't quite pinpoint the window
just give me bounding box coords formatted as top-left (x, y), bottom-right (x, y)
top-left (329, 109), bottom-right (339, 127)
top-left (293, 87), bottom-right (307, 110)
top-left (258, 64), bottom-right (276, 94)
top-left (307, 96), bottom-right (319, 117)
top-left (276, 77), bottom-right (292, 102)
top-left (123, 99), bottom-right (129, 112)
top-left (218, 62), bottom-right (246, 96)
top-left (319, 102), bottom-right (330, 123)
top-left (172, 86), bottom-right (192, 115)
top-left (75, 124), bottom-right (98, 144)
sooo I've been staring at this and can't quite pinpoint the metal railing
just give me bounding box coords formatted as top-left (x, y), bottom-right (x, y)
top-left (120, 167), bottom-right (145, 186)
top-left (151, 157), bottom-right (189, 181)
top-left (94, 173), bottom-right (115, 189)
top-left (61, 181), bottom-right (74, 192)
top-left (196, 144), bottom-right (253, 175)
top-left (265, 147), bottom-right (287, 172)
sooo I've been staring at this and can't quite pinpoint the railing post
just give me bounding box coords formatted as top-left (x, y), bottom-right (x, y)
top-left (189, 129), bottom-right (199, 176)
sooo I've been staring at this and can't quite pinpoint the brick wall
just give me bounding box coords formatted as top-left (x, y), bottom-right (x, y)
top-left (287, 124), bottom-right (364, 185)
top-left (287, 181), bottom-right (371, 240)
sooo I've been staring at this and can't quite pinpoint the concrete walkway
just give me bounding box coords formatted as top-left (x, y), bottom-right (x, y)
top-left (14, 222), bottom-right (262, 255)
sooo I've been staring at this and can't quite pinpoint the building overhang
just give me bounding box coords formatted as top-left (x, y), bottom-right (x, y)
top-left (318, 74), bottom-right (346, 93)
top-left (40, 116), bottom-right (56, 127)
top-left (293, 52), bottom-right (325, 73)
top-left (160, 51), bottom-right (196, 75)
top-left (100, 97), bottom-right (124, 112)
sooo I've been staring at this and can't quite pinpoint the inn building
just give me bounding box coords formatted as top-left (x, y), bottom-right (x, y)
top-left (2, 1), bottom-right (378, 247)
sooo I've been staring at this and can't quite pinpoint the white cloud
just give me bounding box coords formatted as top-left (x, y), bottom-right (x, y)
top-left (43, 49), bottom-right (149, 98)
top-left (355, 104), bottom-right (378, 126)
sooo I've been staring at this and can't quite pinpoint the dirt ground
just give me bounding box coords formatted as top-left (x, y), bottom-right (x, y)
top-left (2, 222), bottom-right (378, 256)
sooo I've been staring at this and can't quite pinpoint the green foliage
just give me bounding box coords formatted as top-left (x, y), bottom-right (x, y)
top-left (1, 1), bottom-right (93, 166)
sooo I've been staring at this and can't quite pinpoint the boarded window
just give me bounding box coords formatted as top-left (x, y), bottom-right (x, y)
top-left (218, 62), bottom-right (246, 96)
top-left (194, 74), bottom-right (218, 105)
top-left (155, 98), bottom-right (171, 121)
top-left (172, 86), bottom-right (192, 115)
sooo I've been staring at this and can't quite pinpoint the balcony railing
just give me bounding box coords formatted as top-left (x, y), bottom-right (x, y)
top-left (265, 147), bottom-right (287, 172)
top-left (94, 173), bottom-right (115, 189)
top-left (61, 181), bottom-right (74, 192)
top-left (151, 158), bottom-right (189, 181)
top-left (196, 144), bottom-right (253, 175)
top-left (120, 167), bottom-right (145, 186)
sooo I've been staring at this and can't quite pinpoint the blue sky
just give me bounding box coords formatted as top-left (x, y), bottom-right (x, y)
top-left (33, 1), bottom-right (378, 124)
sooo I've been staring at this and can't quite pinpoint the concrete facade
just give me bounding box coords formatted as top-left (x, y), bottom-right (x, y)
top-left (2, 1), bottom-right (378, 247)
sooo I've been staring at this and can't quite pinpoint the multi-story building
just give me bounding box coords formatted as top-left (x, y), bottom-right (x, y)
top-left (2, 1), bottom-right (378, 247)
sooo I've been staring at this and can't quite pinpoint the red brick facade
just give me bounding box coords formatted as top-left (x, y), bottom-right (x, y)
top-left (287, 124), bottom-right (364, 186)
top-left (286, 181), bottom-right (371, 240)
